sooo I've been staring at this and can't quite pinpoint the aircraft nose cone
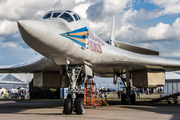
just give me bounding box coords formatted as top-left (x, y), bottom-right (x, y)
top-left (17, 20), bottom-right (50, 53)
top-left (17, 20), bottom-right (48, 42)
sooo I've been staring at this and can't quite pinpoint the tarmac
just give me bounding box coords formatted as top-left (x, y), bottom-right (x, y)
top-left (0, 100), bottom-right (180, 120)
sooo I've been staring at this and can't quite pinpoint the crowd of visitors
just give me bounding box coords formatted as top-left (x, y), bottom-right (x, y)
top-left (116, 87), bottom-right (163, 99)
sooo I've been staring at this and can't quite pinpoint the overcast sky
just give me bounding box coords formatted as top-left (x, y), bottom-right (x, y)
top-left (1, 0), bottom-right (180, 65)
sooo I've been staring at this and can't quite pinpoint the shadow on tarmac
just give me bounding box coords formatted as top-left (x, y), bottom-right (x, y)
top-left (0, 100), bottom-right (64, 114)
top-left (120, 103), bottom-right (180, 120)
top-left (0, 100), bottom-right (180, 119)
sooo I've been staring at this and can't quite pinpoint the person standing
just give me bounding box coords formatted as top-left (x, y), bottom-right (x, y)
top-left (107, 88), bottom-right (110, 95)
top-left (132, 88), bottom-right (135, 94)
top-left (1, 91), bottom-right (3, 97)
top-left (30, 89), bottom-right (34, 99)
top-left (117, 90), bottom-right (121, 99)
top-left (137, 89), bottom-right (140, 99)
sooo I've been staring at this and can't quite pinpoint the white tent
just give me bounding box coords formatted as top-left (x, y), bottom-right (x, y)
top-left (164, 72), bottom-right (180, 99)
top-left (0, 88), bottom-right (6, 94)
top-left (9, 89), bottom-right (18, 93)
top-left (165, 72), bottom-right (180, 79)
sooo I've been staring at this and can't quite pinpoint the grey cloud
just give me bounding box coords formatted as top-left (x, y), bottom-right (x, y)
top-left (0, 0), bottom-right (73, 21)
top-left (86, 1), bottom-right (104, 22)
top-left (0, 0), bottom-right (6, 4)
top-left (131, 8), bottom-right (161, 22)
top-left (53, 0), bottom-right (75, 10)
top-left (86, 0), bottom-right (132, 22)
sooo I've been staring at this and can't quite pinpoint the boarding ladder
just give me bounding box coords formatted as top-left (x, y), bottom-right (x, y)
top-left (84, 79), bottom-right (109, 107)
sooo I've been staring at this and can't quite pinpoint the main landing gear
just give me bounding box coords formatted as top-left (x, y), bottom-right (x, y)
top-left (63, 65), bottom-right (86, 114)
top-left (120, 72), bottom-right (136, 105)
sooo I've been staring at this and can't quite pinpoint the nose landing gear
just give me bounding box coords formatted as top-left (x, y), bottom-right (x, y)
top-left (63, 65), bottom-right (86, 114)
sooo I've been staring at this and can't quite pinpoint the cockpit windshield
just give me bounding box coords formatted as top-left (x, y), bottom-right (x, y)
top-left (43, 10), bottom-right (81, 22)
top-left (73, 14), bottom-right (78, 21)
top-left (76, 14), bottom-right (81, 20)
top-left (43, 12), bottom-right (52, 19)
top-left (53, 13), bottom-right (61, 18)
top-left (73, 14), bottom-right (81, 21)
top-left (60, 13), bottom-right (74, 22)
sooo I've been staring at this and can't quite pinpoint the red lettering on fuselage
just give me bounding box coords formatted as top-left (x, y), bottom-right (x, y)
top-left (88, 39), bottom-right (102, 53)
top-left (88, 30), bottom-right (104, 46)
top-left (87, 29), bottom-right (103, 54)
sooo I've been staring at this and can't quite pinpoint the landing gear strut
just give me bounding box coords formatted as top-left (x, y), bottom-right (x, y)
top-left (63, 65), bottom-right (86, 114)
top-left (120, 72), bottom-right (136, 105)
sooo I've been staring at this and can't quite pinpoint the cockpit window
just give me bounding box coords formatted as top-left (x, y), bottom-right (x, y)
top-left (60, 13), bottom-right (74, 22)
top-left (73, 14), bottom-right (78, 21)
top-left (53, 13), bottom-right (61, 18)
top-left (43, 13), bottom-right (52, 19)
top-left (76, 14), bottom-right (81, 20)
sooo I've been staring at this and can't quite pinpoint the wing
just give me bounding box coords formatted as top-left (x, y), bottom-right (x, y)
top-left (0, 57), bottom-right (61, 73)
top-left (115, 40), bottom-right (159, 55)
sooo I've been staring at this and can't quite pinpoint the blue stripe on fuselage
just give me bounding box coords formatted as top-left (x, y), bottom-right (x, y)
top-left (60, 27), bottom-right (87, 48)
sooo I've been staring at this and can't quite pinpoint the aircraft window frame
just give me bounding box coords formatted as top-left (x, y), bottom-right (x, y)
top-left (65, 10), bottom-right (72, 13)
top-left (52, 13), bottom-right (61, 18)
top-left (43, 13), bottom-right (52, 19)
top-left (60, 13), bottom-right (74, 22)
top-left (73, 14), bottom-right (78, 21)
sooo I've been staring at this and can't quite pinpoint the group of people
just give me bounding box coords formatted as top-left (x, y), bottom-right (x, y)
top-left (0, 88), bottom-right (29, 99)
top-left (99, 88), bottom-right (110, 98)
top-left (116, 88), bottom-right (140, 99)
top-left (116, 87), bottom-right (163, 99)
top-left (116, 88), bottom-right (143, 99)
top-left (140, 88), bottom-right (162, 95)
top-left (132, 88), bottom-right (141, 99)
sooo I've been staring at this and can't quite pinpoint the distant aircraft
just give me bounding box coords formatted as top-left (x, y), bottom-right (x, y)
top-left (1, 10), bottom-right (180, 114)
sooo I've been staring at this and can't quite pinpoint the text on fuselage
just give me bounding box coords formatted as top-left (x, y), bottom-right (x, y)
top-left (88, 30), bottom-right (104, 54)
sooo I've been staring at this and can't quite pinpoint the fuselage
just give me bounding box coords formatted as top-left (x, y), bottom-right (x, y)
top-left (17, 10), bottom-right (180, 76)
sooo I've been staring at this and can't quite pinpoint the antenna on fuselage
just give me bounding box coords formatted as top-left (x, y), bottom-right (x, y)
top-left (110, 15), bottom-right (115, 46)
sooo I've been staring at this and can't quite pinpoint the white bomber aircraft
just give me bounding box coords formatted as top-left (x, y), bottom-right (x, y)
top-left (1, 10), bottom-right (180, 114)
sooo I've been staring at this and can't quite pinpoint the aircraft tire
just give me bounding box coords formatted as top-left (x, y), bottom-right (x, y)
top-left (64, 98), bottom-right (72, 114)
top-left (75, 98), bottom-right (83, 114)
top-left (175, 100), bottom-right (178, 104)
top-left (121, 94), bottom-right (127, 105)
top-left (131, 94), bottom-right (136, 105)
top-left (168, 101), bottom-right (171, 104)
